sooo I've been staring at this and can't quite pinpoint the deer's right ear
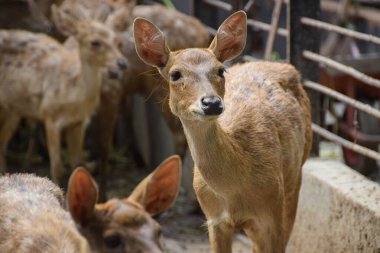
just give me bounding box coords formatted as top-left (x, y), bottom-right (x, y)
top-left (133, 18), bottom-right (170, 68)
top-left (67, 167), bottom-right (98, 226)
top-left (51, 4), bottom-right (78, 36)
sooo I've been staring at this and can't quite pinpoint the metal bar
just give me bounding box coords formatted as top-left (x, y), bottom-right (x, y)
top-left (312, 123), bottom-right (380, 161)
top-left (321, 0), bottom-right (380, 27)
top-left (264, 0), bottom-right (283, 60)
top-left (303, 50), bottom-right (380, 89)
top-left (243, 0), bottom-right (255, 12)
top-left (247, 19), bottom-right (288, 37)
top-left (301, 17), bottom-right (380, 46)
top-left (288, 0), bottom-right (321, 156)
top-left (202, 0), bottom-right (231, 11)
top-left (304, 80), bottom-right (380, 119)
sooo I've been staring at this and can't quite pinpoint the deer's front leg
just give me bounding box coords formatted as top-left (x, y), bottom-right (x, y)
top-left (65, 121), bottom-right (85, 171)
top-left (45, 120), bottom-right (64, 185)
top-left (193, 168), bottom-right (234, 253)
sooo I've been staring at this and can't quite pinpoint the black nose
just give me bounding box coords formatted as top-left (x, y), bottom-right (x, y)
top-left (117, 58), bottom-right (128, 70)
top-left (107, 69), bottom-right (120, 79)
top-left (201, 96), bottom-right (224, 115)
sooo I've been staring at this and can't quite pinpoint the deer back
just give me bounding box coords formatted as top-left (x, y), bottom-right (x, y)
top-left (0, 174), bottom-right (90, 253)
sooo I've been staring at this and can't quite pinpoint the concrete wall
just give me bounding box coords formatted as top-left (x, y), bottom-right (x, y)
top-left (289, 159), bottom-right (380, 253)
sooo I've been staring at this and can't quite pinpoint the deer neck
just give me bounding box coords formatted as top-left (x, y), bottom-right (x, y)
top-left (181, 118), bottom-right (243, 194)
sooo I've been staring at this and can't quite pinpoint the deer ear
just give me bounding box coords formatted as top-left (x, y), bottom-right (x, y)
top-left (209, 11), bottom-right (247, 62)
top-left (67, 167), bottom-right (98, 226)
top-left (51, 4), bottom-right (78, 36)
top-left (133, 18), bottom-right (170, 68)
top-left (128, 155), bottom-right (181, 216)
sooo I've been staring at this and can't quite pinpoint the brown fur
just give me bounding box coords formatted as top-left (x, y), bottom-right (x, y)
top-left (67, 155), bottom-right (181, 253)
top-left (0, 16), bottom-right (125, 185)
top-left (0, 173), bottom-right (90, 253)
top-left (134, 11), bottom-right (312, 253)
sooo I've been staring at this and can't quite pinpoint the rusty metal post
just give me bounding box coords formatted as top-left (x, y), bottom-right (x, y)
top-left (287, 0), bottom-right (321, 156)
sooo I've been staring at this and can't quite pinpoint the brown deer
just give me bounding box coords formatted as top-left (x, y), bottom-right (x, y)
top-left (67, 155), bottom-right (181, 253)
top-left (134, 11), bottom-right (312, 253)
top-left (0, 13), bottom-right (127, 185)
top-left (0, 173), bottom-right (90, 253)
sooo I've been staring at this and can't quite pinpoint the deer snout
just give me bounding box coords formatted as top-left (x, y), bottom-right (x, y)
top-left (201, 96), bottom-right (224, 116)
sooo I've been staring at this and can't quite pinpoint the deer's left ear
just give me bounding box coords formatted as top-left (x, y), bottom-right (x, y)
top-left (133, 18), bottom-right (170, 68)
top-left (209, 11), bottom-right (247, 62)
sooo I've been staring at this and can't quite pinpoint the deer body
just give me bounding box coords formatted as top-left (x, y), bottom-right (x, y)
top-left (0, 20), bottom-right (126, 184)
top-left (134, 11), bottom-right (312, 253)
top-left (0, 173), bottom-right (90, 253)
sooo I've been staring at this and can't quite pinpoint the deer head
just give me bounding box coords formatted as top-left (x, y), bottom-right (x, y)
top-left (67, 155), bottom-right (182, 253)
top-left (133, 11), bottom-right (247, 121)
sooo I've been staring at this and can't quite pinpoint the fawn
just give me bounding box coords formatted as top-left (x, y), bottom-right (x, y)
top-left (67, 155), bottom-right (181, 253)
top-left (0, 11), bottom-right (127, 185)
top-left (134, 11), bottom-right (312, 253)
top-left (0, 173), bottom-right (90, 253)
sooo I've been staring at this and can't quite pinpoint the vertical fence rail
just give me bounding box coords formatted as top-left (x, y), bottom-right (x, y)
top-left (287, 0), bottom-right (321, 156)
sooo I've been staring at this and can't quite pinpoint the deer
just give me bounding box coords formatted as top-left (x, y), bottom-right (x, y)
top-left (0, 173), bottom-right (90, 253)
top-left (133, 11), bottom-right (312, 253)
top-left (66, 155), bottom-right (181, 253)
top-left (0, 11), bottom-right (127, 186)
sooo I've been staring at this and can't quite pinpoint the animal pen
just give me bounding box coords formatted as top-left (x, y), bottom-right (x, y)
top-left (142, 0), bottom-right (380, 180)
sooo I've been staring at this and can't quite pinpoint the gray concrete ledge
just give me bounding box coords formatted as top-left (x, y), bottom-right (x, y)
top-left (289, 159), bottom-right (380, 253)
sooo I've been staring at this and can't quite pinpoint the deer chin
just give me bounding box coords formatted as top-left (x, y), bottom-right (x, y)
top-left (190, 109), bottom-right (220, 121)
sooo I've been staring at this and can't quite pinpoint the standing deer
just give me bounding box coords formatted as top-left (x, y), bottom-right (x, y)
top-left (134, 11), bottom-right (312, 253)
top-left (0, 13), bottom-right (127, 185)
top-left (67, 155), bottom-right (181, 253)
top-left (0, 173), bottom-right (90, 253)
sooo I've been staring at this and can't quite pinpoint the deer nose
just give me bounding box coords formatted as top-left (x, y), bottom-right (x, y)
top-left (117, 58), bottom-right (128, 70)
top-left (201, 96), bottom-right (224, 115)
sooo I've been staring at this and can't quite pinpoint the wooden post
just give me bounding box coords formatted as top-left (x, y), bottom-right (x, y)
top-left (288, 0), bottom-right (321, 156)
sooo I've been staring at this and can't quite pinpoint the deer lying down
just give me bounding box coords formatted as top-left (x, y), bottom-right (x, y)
top-left (67, 155), bottom-right (181, 253)
top-left (134, 11), bottom-right (312, 253)
top-left (0, 173), bottom-right (90, 253)
top-left (0, 19), bottom-right (127, 184)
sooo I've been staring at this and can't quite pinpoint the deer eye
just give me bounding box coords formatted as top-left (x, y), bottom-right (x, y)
top-left (217, 68), bottom-right (225, 78)
top-left (170, 71), bottom-right (182, 81)
top-left (90, 40), bottom-right (102, 49)
top-left (104, 234), bottom-right (122, 249)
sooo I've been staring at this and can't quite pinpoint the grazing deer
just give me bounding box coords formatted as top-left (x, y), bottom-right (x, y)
top-left (134, 11), bottom-right (312, 253)
top-left (0, 12), bottom-right (127, 185)
top-left (67, 155), bottom-right (181, 253)
top-left (0, 173), bottom-right (90, 253)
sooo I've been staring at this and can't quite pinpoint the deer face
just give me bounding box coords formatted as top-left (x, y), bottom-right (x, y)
top-left (52, 6), bottom-right (128, 79)
top-left (76, 21), bottom-right (127, 79)
top-left (80, 199), bottom-right (164, 253)
top-left (164, 49), bottom-right (226, 121)
top-left (133, 11), bottom-right (247, 121)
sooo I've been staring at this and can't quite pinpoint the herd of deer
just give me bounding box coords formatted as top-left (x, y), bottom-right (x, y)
top-left (0, 0), bottom-right (312, 252)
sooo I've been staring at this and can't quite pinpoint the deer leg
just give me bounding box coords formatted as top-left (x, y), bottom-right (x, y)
top-left (65, 121), bottom-right (85, 172)
top-left (243, 208), bottom-right (286, 253)
top-left (207, 222), bottom-right (234, 253)
top-left (45, 120), bottom-right (64, 185)
top-left (0, 114), bottom-right (21, 174)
